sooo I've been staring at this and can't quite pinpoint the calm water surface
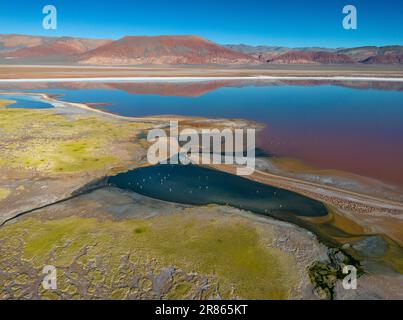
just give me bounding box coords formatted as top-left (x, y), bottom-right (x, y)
top-left (1, 80), bottom-right (402, 186)
top-left (1, 94), bottom-right (54, 109)
top-left (106, 164), bottom-right (403, 268)
top-left (108, 164), bottom-right (328, 217)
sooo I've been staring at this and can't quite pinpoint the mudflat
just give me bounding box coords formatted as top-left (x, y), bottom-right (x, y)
top-left (1, 64), bottom-right (403, 79)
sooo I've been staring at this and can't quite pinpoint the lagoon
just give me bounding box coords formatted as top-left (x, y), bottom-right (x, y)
top-left (0, 94), bottom-right (54, 109)
top-left (1, 79), bottom-right (403, 186)
top-left (107, 164), bottom-right (328, 218)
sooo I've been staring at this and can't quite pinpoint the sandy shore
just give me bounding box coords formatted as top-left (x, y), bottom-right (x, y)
top-left (2, 64), bottom-right (403, 80)
top-left (1, 75), bottom-right (403, 83)
top-left (0, 92), bottom-right (258, 136)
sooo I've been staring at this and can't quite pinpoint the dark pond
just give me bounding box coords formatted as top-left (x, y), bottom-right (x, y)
top-left (107, 164), bottom-right (328, 218)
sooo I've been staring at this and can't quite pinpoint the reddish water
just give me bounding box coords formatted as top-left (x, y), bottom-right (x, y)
top-left (259, 124), bottom-right (403, 186)
top-left (2, 80), bottom-right (403, 187)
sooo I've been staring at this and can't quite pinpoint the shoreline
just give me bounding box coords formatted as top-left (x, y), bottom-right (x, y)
top-left (2, 64), bottom-right (403, 81)
top-left (1, 92), bottom-right (402, 277)
top-left (2, 91), bottom-right (403, 210)
top-left (1, 75), bottom-right (403, 82)
top-left (0, 92), bottom-right (214, 123)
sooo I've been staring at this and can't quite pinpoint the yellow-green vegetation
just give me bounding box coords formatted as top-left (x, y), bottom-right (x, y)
top-left (0, 98), bottom-right (149, 173)
top-left (0, 213), bottom-right (298, 299)
top-left (165, 282), bottom-right (193, 300)
top-left (0, 99), bottom-right (16, 108)
top-left (0, 188), bottom-right (10, 201)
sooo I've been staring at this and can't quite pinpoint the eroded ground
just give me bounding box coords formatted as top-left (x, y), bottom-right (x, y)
top-left (0, 97), bottom-right (152, 224)
top-left (0, 96), bottom-right (402, 300)
top-left (1, 65), bottom-right (403, 79)
top-left (0, 188), bottom-right (328, 300)
top-left (3, 96), bottom-right (324, 300)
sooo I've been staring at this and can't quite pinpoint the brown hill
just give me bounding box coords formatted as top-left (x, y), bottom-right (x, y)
top-left (225, 44), bottom-right (339, 62)
top-left (0, 34), bottom-right (49, 53)
top-left (225, 44), bottom-right (403, 65)
top-left (267, 51), bottom-right (355, 64)
top-left (0, 36), bottom-right (111, 59)
top-left (337, 46), bottom-right (403, 62)
top-left (361, 54), bottom-right (403, 65)
top-left (78, 35), bottom-right (260, 66)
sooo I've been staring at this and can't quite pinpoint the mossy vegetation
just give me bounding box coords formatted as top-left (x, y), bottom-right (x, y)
top-left (0, 188), bottom-right (10, 201)
top-left (0, 212), bottom-right (298, 299)
top-left (0, 99), bottom-right (16, 108)
top-left (0, 98), bottom-right (149, 174)
top-left (11, 139), bottom-right (119, 173)
top-left (165, 282), bottom-right (193, 300)
top-left (308, 261), bottom-right (339, 300)
top-left (308, 248), bottom-right (363, 300)
top-left (146, 214), bottom-right (297, 299)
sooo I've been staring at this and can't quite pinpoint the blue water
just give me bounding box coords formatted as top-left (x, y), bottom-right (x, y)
top-left (1, 95), bottom-right (54, 109)
top-left (23, 83), bottom-right (403, 125)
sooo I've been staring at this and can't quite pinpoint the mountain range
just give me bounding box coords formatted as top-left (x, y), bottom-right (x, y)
top-left (224, 44), bottom-right (403, 64)
top-left (0, 34), bottom-right (111, 63)
top-left (1, 34), bottom-right (402, 66)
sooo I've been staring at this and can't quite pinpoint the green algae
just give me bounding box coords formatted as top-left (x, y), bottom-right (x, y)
top-left (0, 213), bottom-right (298, 300)
top-left (0, 98), bottom-right (149, 174)
top-left (165, 282), bottom-right (193, 300)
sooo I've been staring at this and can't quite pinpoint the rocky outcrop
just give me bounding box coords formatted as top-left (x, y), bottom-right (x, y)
top-left (338, 45), bottom-right (403, 62)
top-left (266, 51), bottom-right (355, 64)
top-left (361, 54), bottom-right (403, 64)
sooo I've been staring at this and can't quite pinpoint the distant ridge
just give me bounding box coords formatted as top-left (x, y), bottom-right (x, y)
top-left (0, 33), bottom-right (402, 65)
top-left (224, 44), bottom-right (338, 62)
top-left (338, 45), bottom-right (403, 62)
top-left (0, 34), bottom-right (111, 61)
top-left (266, 51), bottom-right (355, 64)
top-left (361, 54), bottom-right (403, 65)
top-left (226, 43), bottom-right (403, 65)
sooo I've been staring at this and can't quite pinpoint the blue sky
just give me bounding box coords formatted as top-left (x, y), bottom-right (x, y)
top-left (0, 0), bottom-right (402, 47)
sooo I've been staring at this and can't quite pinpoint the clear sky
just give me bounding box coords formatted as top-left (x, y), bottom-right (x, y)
top-left (0, 0), bottom-right (402, 48)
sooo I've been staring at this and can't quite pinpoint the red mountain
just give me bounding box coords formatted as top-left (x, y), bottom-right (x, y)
top-left (1, 34), bottom-right (403, 66)
top-left (77, 35), bottom-right (260, 66)
top-left (267, 51), bottom-right (355, 64)
top-left (0, 36), bottom-right (111, 59)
